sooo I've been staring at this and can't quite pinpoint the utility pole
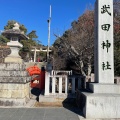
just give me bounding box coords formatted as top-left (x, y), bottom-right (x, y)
top-left (47, 5), bottom-right (51, 62)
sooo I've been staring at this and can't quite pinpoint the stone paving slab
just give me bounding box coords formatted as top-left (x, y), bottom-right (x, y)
top-left (0, 108), bottom-right (80, 120)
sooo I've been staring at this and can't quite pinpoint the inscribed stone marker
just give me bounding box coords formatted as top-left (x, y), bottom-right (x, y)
top-left (94, 0), bottom-right (114, 83)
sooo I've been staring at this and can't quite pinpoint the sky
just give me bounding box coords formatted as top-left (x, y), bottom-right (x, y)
top-left (0, 0), bottom-right (95, 46)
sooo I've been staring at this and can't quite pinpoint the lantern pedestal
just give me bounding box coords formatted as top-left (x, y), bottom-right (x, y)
top-left (5, 41), bottom-right (23, 63)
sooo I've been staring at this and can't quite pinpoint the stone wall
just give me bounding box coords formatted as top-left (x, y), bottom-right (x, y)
top-left (0, 63), bottom-right (31, 106)
top-left (0, 83), bottom-right (30, 106)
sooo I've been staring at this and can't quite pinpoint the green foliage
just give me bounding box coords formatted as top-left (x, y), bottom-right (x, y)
top-left (20, 39), bottom-right (37, 52)
top-left (20, 37), bottom-right (41, 61)
top-left (27, 30), bottom-right (38, 40)
top-left (4, 20), bottom-right (16, 30)
top-left (19, 25), bottom-right (27, 34)
top-left (0, 35), bottom-right (9, 45)
top-left (40, 51), bottom-right (46, 57)
top-left (4, 20), bottom-right (27, 33)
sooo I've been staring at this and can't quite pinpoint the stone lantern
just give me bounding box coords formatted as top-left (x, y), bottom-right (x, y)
top-left (2, 22), bottom-right (29, 63)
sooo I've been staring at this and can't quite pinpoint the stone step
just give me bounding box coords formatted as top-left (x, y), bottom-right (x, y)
top-left (0, 70), bottom-right (29, 77)
top-left (89, 83), bottom-right (120, 94)
top-left (0, 76), bottom-right (31, 83)
top-left (39, 95), bottom-right (66, 102)
top-left (0, 63), bottom-right (26, 70)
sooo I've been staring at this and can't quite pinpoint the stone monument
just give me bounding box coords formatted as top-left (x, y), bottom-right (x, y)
top-left (79, 0), bottom-right (120, 118)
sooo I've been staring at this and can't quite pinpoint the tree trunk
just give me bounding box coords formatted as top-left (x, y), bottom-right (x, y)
top-left (87, 56), bottom-right (92, 76)
top-left (87, 63), bottom-right (92, 76)
top-left (79, 60), bottom-right (86, 76)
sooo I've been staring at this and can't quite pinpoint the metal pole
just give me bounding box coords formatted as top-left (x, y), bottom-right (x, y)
top-left (34, 47), bottom-right (36, 62)
top-left (47, 5), bottom-right (51, 61)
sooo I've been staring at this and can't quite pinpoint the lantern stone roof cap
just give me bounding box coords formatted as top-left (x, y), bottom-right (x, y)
top-left (2, 29), bottom-right (29, 40)
top-left (13, 22), bottom-right (20, 30)
top-left (2, 22), bottom-right (29, 40)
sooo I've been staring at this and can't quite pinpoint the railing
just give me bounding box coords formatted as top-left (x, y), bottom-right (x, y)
top-left (44, 70), bottom-right (85, 96)
top-left (45, 73), bottom-right (68, 95)
top-left (45, 71), bottom-right (120, 96)
top-left (51, 70), bottom-right (72, 76)
top-left (85, 74), bottom-right (120, 84)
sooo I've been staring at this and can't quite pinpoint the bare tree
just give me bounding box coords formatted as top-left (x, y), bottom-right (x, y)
top-left (53, 10), bottom-right (94, 76)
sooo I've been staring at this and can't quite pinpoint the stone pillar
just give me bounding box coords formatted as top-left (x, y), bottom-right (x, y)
top-left (51, 70), bottom-right (54, 75)
top-left (94, 0), bottom-right (114, 83)
top-left (89, 0), bottom-right (115, 92)
top-left (79, 0), bottom-right (120, 118)
top-left (52, 77), bottom-right (55, 94)
top-left (65, 76), bottom-right (68, 94)
top-left (90, 73), bottom-right (94, 82)
top-left (59, 77), bottom-right (62, 94)
top-left (45, 72), bottom-right (50, 95)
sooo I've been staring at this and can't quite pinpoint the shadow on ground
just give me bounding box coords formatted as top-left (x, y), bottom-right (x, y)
top-left (30, 88), bottom-right (84, 117)
top-left (62, 97), bottom-right (84, 117)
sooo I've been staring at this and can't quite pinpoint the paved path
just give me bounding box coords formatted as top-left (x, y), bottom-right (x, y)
top-left (0, 107), bottom-right (82, 120)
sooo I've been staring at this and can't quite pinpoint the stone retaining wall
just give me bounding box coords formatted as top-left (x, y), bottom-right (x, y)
top-left (0, 63), bottom-right (31, 106)
top-left (0, 83), bottom-right (30, 106)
